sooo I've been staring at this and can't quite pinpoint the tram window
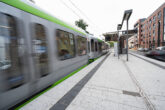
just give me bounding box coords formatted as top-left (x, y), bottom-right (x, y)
top-left (33, 23), bottom-right (49, 77)
top-left (101, 43), bottom-right (104, 50)
top-left (69, 33), bottom-right (76, 57)
top-left (91, 39), bottom-right (94, 52)
top-left (56, 30), bottom-right (75, 60)
top-left (77, 36), bottom-right (87, 56)
top-left (103, 43), bottom-right (106, 50)
top-left (98, 42), bottom-right (102, 52)
top-left (95, 42), bottom-right (97, 51)
top-left (0, 13), bottom-right (24, 90)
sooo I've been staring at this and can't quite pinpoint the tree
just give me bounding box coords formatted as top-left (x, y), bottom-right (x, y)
top-left (29, 0), bottom-right (35, 3)
top-left (75, 19), bottom-right (88, 32)
top-left (107, 41), bottom-right (116, 47)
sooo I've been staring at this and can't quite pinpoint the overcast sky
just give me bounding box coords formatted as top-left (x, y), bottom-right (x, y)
top-left (34, 0), bottom-right (164, 38)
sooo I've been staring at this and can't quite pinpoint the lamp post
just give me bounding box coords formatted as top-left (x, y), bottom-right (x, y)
top-left (121, 9), bottom-right (132, 61)
top-left (117, 24), bottom-right (122, 59)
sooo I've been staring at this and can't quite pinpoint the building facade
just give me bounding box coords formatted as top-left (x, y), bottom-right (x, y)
top-left (135, 3), bottom-right (165, 49)
top-left (128, 35), bottom-right (137, 49)
top-left (134, 18), bottom-right (146, 48)
top-left (103, 32), bottom-right (118, 42)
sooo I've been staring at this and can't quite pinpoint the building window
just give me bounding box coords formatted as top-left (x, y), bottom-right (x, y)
top-left (56, 30), bottom-right (75, 60)
top-left (153, 23), bottom-right (155, 29)
top-left (158, 11), bottom-right (161, 19)
top-left (157, 20), bottom-right (161, 46)
top-left (163, 8), bottom-right (165, 42)
top-left (33, 24), bottom-right (49, 77)
top-left (149, 19), bottom-right (152, 24)
top-left (153, 16), bottom-right (156, 22)
top-left (0, 13), bottom-right (25, 89)
top-left (77, 36), bottom-right (87, 56)
top-left (149, 26), bottom-right (151, 33)
top-left (153, 30), bottom-right (155, 36)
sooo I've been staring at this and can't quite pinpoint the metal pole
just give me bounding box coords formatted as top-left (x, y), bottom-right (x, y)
top-left (118, 30), bottom-right (119, 59)
top-left (126, 20), bottom-right (129, 61)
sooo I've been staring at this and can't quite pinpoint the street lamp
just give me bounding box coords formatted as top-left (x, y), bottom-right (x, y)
top-left (121, 9), bottom-right (132, 61)
top-left (117, 24), bottom-right (122, 59)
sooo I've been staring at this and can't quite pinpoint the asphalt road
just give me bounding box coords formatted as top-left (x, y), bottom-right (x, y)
top-left (129, 50), bottom-right (146, 56)
top-left (129, 49), bottom-right (165, 62)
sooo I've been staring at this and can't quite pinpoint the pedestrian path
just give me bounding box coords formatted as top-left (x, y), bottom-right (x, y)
top-left (66, 54), bottom-right (147, 110)
top-left (124, 54), bottom-right (165, 110)
top-left (20, 52), bottom-right (165, 110)
top-left (20, 53), bottom-right (107, 110)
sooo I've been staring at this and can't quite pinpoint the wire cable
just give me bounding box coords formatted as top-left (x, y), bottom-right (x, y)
top-left (60, 0), bottom-right (82, 19)
top-left (60, 0), bottom-right (104, 35)
top-left (68, 0), bottom-right (104, 31)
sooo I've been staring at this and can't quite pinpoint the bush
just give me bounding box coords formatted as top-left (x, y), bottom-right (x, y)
top-left (107, 41), bottom-right (117, 47)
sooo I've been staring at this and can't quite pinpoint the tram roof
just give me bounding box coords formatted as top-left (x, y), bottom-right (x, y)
top-left (0, 0), bottom-right (86, 35)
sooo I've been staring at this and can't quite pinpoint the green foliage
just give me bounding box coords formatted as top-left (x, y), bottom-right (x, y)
top-left (75, 19), bottom-right (88, 31)
top-left (107, 41), bottom-right (116, 47)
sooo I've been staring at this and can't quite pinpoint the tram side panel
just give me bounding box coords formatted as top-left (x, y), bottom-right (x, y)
top-left (0, 2), bottom-right (88, 110)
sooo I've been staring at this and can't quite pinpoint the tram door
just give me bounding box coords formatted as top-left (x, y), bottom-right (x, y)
top-left (31, 23), bottom-right (49, 78)
top-left (0, 13), bottom-right (25, 91)
top-left (29, 16), bottom-right (50, 92)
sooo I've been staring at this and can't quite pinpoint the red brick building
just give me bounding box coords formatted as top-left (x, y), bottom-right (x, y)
top-left (135, 3), bottom-right (165, 49)
top-left (134, 18), bottom-right (146, 48)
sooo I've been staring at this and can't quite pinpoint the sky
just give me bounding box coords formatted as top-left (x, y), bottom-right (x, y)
top-left (33, 0), bottom-right (164, 39)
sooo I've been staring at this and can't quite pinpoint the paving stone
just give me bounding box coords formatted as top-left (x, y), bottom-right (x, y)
top-left (67, 54), bottom-right (147, 110)
top-left (21, 50), bottom-right (165, 110)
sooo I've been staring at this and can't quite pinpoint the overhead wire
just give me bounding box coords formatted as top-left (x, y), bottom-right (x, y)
top-left (60, 0), bottom-right (82, 19)
top-left (60, 0), bottom-right (104, 35)
top-left (68, 0), bottom-right (95, 25)
top-left (68, 0), bottom-right (104, 32)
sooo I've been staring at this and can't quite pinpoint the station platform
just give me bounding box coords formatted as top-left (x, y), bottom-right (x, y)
top-left (18, 50), bottom-right (165, 110)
